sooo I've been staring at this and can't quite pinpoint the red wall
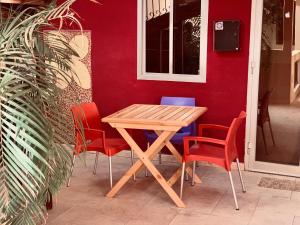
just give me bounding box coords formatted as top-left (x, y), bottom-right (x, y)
top-left (73, 0), bottom-right (252, 160)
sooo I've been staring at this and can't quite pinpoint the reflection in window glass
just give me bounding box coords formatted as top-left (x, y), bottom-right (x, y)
top-left (146, 0), bottom-right (170, 73)
top-left (173, 0), bottom-right (200, 75)
top-left (262, 0), bottom-right (284, 50)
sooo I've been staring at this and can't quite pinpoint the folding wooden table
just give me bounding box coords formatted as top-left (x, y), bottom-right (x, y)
top-left (102, 104), bottom-right (207, 208)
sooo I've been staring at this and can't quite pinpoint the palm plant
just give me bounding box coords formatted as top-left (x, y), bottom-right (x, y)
top-left (0, 0), bottom-right (95, 224)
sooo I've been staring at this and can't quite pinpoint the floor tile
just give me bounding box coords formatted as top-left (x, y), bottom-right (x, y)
top-left (48, 205), bottom-right (128, 225)
top-left (291, 192), bottom-right (300, 201)
top-left (46, 152), bottom-right (300, 225)
top-left (248, 210), bottom-right (294, 225)
top-left (179, 183), bottom-right (226, 214)
top-left (169, 214), bottom-right (249, 225)
top-left (211, 192), bottom-right (259, 220)
top-left (255, 196), bottom-right (300, 216)
top-left (293, 217), bottom-right (300, 225)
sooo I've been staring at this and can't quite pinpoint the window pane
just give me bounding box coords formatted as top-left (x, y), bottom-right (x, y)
top-left (173, 0), bottom-right (201, 75)
top-left (145, 0), bottom-right (170, 73)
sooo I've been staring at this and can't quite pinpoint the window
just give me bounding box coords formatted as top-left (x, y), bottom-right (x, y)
top-left (137, 0), bottom-right (209, 83)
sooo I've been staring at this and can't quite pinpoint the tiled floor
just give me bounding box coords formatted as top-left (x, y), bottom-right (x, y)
top-left (47, 152), bottom-right (300, 225)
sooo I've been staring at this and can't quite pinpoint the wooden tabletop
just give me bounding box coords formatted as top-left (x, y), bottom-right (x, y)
top-left (102, 104), bottom-right (207, 127)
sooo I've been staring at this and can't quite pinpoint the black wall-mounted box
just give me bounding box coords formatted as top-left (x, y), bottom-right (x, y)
top-left (213, 20), bottom-right (240, 52)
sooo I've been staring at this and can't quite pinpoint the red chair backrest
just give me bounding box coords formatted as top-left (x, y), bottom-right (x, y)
top-left (225, 111), bottom-right (246, 169)
top-left (71, 102), bottom-right (101, 131)
top-left (71, 103), bottom-right (102, 154)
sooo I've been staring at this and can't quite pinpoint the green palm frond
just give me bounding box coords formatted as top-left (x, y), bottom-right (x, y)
top-left (0, 0), bottom-right (96, 224)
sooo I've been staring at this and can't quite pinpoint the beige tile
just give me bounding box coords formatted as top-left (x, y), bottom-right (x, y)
top-left (46, 202), bottom-right (73, 223)
top-left (126, 207), bottom-right (177, 225)
top-left (245, 185), bottom-right (292, 199)
top-left (133, 192), bottom-right (181, 220)
top-left (46, 151), bottom-right (300, 225)
top-left (255, 196), bottom-right (300, 216)
top-left (169, 213), bottom-right (210, 225)
top-left (92, 197), bottom-right (148, 219)
top-left (170, 214), bottom-right (249, 225)
top-left (212, 192), bottom-right (259, 220)
top-left (48, 205), bottom-right (128, 225)
top-left (249, 210), bottom-right (294, 225)
top-left (179, 183), bottom-right (226, 214)
top-left (117, 178), bottom-right (160, 203)
top-left (293, 217), bottom-right (300, 225)
top-left (49, 213), bottom-right (125, 225)
top-left (126, 219), bottom-right (169, 225)
top-left (291, 192), bottom-right (300, 201)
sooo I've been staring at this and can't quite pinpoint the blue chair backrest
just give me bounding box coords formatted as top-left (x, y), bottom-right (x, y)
top-left (160, 96), bottom-right (196, 134)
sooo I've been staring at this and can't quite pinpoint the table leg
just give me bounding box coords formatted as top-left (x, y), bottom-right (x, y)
top-left (106, 128), bottom-right (175, 198)
top-left (154, 131), bottom-right (201, 184)
top-left (167, 164), bottom-right (194, 187)
top-left (108, 128), bottom-right (186, 208)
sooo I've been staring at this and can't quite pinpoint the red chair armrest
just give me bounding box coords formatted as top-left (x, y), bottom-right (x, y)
top-left (198, 124), bottom-right (229, 136)
top-left (76, 128), bottom-right (106, 148)
top-left (183, 136), bottom-right (226, 157)
top-left (83, 128), bottom-right (105, 135)
top-left (85, 128), bottom-right (106, 142)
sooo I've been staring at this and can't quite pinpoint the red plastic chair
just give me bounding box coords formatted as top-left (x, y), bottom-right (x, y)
top-left (180, 111), bottom-right (247, 210)
top-left (67, 102), bottom-right (134, 188)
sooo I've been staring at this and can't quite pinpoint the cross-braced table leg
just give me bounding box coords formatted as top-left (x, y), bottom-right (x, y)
top-left (106, 128), bottom-right (186, 208)
top-left (154, 131), bottom-right (201, 186)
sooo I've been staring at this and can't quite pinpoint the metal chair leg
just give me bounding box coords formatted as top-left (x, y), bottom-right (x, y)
top-left (93, 152), bottom-right (99, 175)
top-left (261, 125), bottom-right (269, 154)
top-left (228, 171), bottom-right (239, 210)
top-left (185, 169), bottom-right (189, 181)
top-left (236, 158), bottom-right (246, 193)
top-left (192, 161), bottom-right (196, 186)
top-left (145, 142), bottom-right (149, 177)
top-left (109, 156), bottom-right (113, 189)
top-left (194, 141), bottom-right (199, 167)
top-left (180, 162), bottom-right (186, 199)
top-left (131, 149), bottom-right (136, 181)
top-left (67, 155), bottom-right (76, 187)
top-left (268, 120), bottom-right (276, 146)
top-left (159, 151), bottom-right (162, 164)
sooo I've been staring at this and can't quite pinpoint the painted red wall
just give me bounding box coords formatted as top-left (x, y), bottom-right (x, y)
top-left (73, 0), bottom-right (252, 160)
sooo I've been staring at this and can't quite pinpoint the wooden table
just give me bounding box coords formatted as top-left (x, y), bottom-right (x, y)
top-left (102, 104), bottom-right (207, 208)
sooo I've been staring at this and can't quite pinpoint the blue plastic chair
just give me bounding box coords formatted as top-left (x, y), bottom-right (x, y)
top-left (144, 97), bottom-right (196, 166)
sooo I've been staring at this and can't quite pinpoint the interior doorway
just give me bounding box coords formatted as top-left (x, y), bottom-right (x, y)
top-left (246, 0), bottom-right (300, 177)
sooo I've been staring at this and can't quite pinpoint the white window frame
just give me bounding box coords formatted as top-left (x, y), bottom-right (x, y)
top-left (137, 0), bottom-right (209, 83)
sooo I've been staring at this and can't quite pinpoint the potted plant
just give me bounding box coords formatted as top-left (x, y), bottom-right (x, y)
top-left (0, 0), bottom-right (95, 224)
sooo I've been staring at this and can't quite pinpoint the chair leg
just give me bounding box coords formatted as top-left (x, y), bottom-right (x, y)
top-left (261, 125), bottom-right (269, 154)
top-left (67, 154), bottom-right (76, 187)
top-left (145, 142), bottom-right (149, 177)
top-left (159, 151), bottom-right (162, 164)
top-left (228, 171), bottom-right (239, 210)
top-left (131, 149), bottom-right (136, 181)
top-left (180, 162), bottom-right (186, 199)
top-left (93, 152), bottom-right (99, 175)
top-left (108, 156), bottom-right (113, 189)
top-left (268, 120), bottom-right (276, 146)
top-left (236, 158), bottom-right (246, 193)
top-left (194, 141), bottom-right (199, 167)
top-left (185, 170), bottom-right (189, 181)
top-left (192, 161), bottom-right (196, 186)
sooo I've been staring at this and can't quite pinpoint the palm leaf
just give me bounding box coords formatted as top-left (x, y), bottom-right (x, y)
top-left (0, 0), bottom-right (97, 224)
